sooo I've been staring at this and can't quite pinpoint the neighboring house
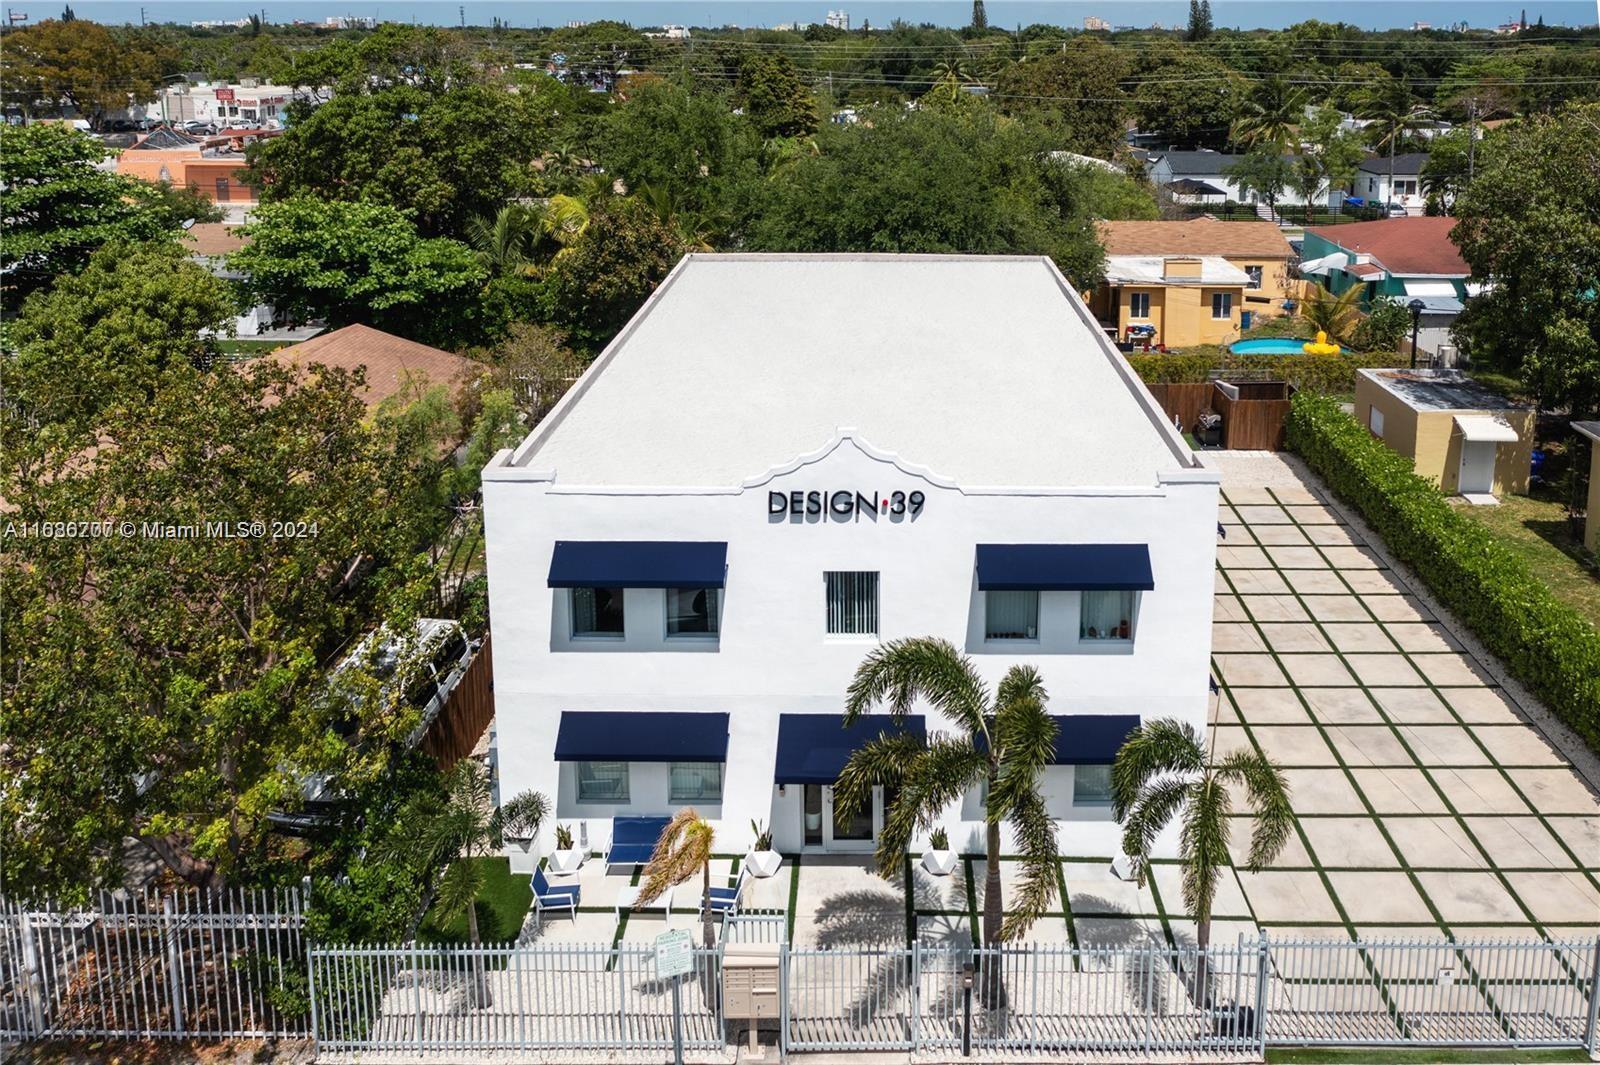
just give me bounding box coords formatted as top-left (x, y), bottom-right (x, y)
top-left (1351, 153), bottom-right (1430, 214)
top-left (1355, 369), bottom-right (1534, 503)
top-left (182, 222), bottom-right (277, 337)
top-left (1147, 150), bottom-right (1333, 209)
top-left (1300, 217), bottom-right (1472, 357)
top-left (270, 324), bottom-right (484, 415)
top-left (1571, 422), bottom-right (1600, 554)
top-left (154, 81), bottom-right (311, 127)
top-left (480, 253), bottom-right (1218, 860)
top-left (115, 125), bottom-right (278, 204)
top-left (1091, 219), bottom-right (1297, 348)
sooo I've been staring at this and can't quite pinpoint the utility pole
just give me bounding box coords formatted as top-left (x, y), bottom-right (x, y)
top-left (140, 5), bottom-right (145, 24)
top-left (1467, 96), bottom-right (1477, 179)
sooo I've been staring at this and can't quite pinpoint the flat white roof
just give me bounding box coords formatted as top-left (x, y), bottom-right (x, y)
top-left (1103, 255), bottom-right (1251, 286)
top-left (503, 254), bottom-right (1196, 488)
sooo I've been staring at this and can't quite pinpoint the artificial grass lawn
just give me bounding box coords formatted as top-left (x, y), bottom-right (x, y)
top-left (1449, 490), bottom-right (1600, 628)
top-left (418, 856), bottom-right (532, 944)
top-left (1267, 1050), bottom-right (1591, 1064)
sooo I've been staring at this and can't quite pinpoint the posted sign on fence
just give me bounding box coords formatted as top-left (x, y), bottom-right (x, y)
top-left (654, 928), bottom-right (694, 979)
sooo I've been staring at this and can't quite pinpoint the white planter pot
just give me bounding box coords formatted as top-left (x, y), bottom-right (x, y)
top-left (921, 849), bottom-right (958, 877)
top-left (804, 812), bottom-right (822, 832)
top-left (745, 850), bottom-right (783, 879)
top-left (547, 848), bottom-right (584, 875)
top-left (506, 838), bottom-right (538, 875)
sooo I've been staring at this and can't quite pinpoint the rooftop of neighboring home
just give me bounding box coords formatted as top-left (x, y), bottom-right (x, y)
top-left (1102, 255), bottom-right (1252, 286)
top-left (1304, 217), bottom-right (1469, 278)
top-left (1098, 219), bottom-right (1294, 260)
top-left (498, 254), bottom-right (1199, 489)
top-left (182, 222), bottom-right (247, 257)
top-left (1149, 150), bottom-right (1301, 175)
top-left (1357, 152), bottom-right (1430, 175)
top-left (270, 324), bottom-right (483, 412)
top-left (1359, 368), bottom-right (1529, 413)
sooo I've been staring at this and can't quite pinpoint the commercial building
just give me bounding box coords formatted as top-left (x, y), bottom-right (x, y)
top-left (1091, 219), bottom-right (1297, 348)
top-left (481, 255), bottom-right (1219, 860)
top-left (115, 125), bottom-right (278, 204)
top-left (1355, 369), bottom-right (1535, 502)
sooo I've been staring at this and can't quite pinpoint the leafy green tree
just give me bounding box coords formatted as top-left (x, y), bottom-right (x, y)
top-left (746, 106), bottom-right (1107, 285)
top-left (1, 19), bottom-right (164, 127)
top-left (0, 124), bottom-right (173, 291)
top-left (1420, 128), bottom-right (1475, 214)
top-left (0, 356), bottom-right (443, 899)
top-left (233, 197), bottom-right (488, 345)
top-left (1352, 295), bottom-right (1411, 353)
top-left (1130, 44), bottom-right (1243, 149)
top-left (1230, 75), bottom-right (1306, 151)
top-left (542, 197), bottom-right (684, 351)
top-left (637, 809), bottom-right (719, 948)
top-left (1223, 149), bottom-right (1293, 220)
top-left (6, 241), bottom-right (237, 429)
top-left (1112, 719), bottom-right (1291, 999)
top-left (1296, 104), bottom-right (1365, 212)
top-left (244, 83), bottom-right (555, 237)
top-left (1451, 104), bottom-right (1600, 417)
top-left (1186, 0), bottom-right (1213, 41)
top-left (736, 53), bottom-right (819, 140)
top-left (993, 38), bottom-right (1130, 157)
top-left (836, 638), bottom-right (1061, 957)
top-left (592, 76), bottom-right (763, 219)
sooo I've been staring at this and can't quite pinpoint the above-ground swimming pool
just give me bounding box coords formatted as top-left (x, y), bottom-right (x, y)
top-left (1229, 338), bottom-right (1351, 356)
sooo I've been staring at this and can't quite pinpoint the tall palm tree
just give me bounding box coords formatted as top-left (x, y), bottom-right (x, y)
top-left (634, 183), bottom-right (718, 252)
top-left (1299, 283), bottom-right (1363, 345)
top-left (1230, 76), bottom-right (1306, 151)
top-left (465, 203), bottom-right (543, 276)
top-left (388, 759), bottom-right (505, 1004)
top-left (1111, 719), bottom-right (1292, 1003)
top-left (1358, 78), bottom-right (1433, 209)
top-left (636, 808), bottom-right (718, 948)
top-left (836, 638), bottom-right (1061, 956)
top-left (931, 56), bottom-right (976, 103)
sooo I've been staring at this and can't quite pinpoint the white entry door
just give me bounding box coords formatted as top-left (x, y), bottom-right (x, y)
top-left (1458, 441), bottom-right (1497, 495)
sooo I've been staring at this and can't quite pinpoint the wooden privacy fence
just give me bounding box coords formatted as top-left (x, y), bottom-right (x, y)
top-left (1146, 379), bottom-right (1295, 451)
top-left (0, 887), bottom-right (309, 1042)
top-left (420, 632), bottom-right (494, 770)
top-left (1146, 382), bottom-right (1213, 435)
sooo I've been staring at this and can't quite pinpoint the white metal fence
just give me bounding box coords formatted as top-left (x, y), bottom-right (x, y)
top-left (0, 888), bottom-right (309, 1042)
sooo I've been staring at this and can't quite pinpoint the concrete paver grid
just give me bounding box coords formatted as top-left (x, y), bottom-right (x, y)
top-left (1212, 465), bottom-right (1599, 943)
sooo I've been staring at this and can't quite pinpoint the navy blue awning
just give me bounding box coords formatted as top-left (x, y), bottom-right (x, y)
top-left (975, 544), bottom-right (1154, 592)
top-left (774, 714), bottom-right (926, 784)
top-left (547, 541), bottom-right (727, 589)
top-left (553, 711), bottom-right (730, 762)
top-left (1052, 714), bottom-right (1140, 765)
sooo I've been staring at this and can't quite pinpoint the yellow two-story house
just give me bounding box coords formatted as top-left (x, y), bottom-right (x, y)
top-left (1090, 219), bottom-right (1296, 349)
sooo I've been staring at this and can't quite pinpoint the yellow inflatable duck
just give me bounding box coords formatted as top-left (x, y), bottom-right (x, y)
top-left (1302, 330), bottom-right (1342, 356)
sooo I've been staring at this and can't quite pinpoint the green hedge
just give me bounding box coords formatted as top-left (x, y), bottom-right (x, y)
top-left (1127, 351), bottom-right (1404, 394)
top-left (1285, 393), bottom-right (1600, 751)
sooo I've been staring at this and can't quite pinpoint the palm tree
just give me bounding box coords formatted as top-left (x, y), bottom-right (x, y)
top-left (1358, 78), bottom-right (1433, 209)
top-left (1111, 719), bottom-right (1292, 1003)
top-left (1230, 76), bottom-right (1306, 151)
top-left (931, 56), bottom-right (975, 103)
top-left (388, 759), bottom-right (505, 1005)
top-left (635, 183), bottom-right (718, 252)
top-left (465, 203), bottom-right (544, 276)
top-left (636, 808), bottom-right (718, 948)
top-left (836, 638), bottom-right (1061, 959)
top-left (1298, 283), bottom-right (1363, 345)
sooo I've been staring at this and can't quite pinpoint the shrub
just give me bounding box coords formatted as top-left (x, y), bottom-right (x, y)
top-left (1285, 393), bottom-right (1600, 751)
top-left (1126, 351), bottom-right (1404, 394)
top-left (1352, 295), bottom-right (1410, 352)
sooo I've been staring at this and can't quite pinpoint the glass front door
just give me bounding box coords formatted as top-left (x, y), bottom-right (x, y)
top-left (800, 785), bottom-right (882, 851)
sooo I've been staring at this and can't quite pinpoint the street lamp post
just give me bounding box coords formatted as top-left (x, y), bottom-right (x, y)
top-left (1407, 298), bottom-right (1425, 369)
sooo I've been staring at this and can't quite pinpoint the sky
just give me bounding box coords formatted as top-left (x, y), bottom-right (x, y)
top-left (46, 0), bottom-right (1600, 31)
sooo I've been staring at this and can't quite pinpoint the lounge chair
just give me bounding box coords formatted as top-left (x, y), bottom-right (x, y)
top-left (606, 815), bottom-right (671, 872)
top-left (701, 864), bottom-right (749, 919)
top-left (532, 866), bottom-right (580, 925)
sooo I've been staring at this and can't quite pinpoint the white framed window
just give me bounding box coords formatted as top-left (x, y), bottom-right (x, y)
top-left (985, 590), bottom-right (1039, 641)
top-left (666, 587), bottom-right (719, 637)
top-left (1244, 266), bottom-right (1263, 289)
top-left (571, 586), bottom-right (625, 637)
top-left (1128, 292), bottom-right (1150, 319)
top-left (1080, 590), bottom-right (1135, 642)
top-left (576, 760), bottom-right (629, 802)
top-left (825, 571), bottom-right (879, 635)
top-left (1073, 764), bottom-right (1114, 806)
top-left (1211, 292), bottom-right (1233, 319)
top-left (1369, 407), bottom-right (1385, 438)
top-left (669, 762), bottom-right (723, 802)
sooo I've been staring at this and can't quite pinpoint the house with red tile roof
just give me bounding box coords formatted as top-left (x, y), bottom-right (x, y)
top-left (1299, 217), bottom-right (1475, 356)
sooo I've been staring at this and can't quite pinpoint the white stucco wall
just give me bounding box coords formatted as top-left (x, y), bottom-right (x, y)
top-left (483, 435), bottom-right (1216, 860)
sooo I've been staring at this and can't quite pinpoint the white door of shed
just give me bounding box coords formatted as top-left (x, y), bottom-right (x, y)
top-left (1458, 440), bottom-right (1498, 499)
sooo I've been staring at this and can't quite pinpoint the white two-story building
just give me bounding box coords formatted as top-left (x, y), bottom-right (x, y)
top-left (481, 254), bottom-right (1219, 860)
